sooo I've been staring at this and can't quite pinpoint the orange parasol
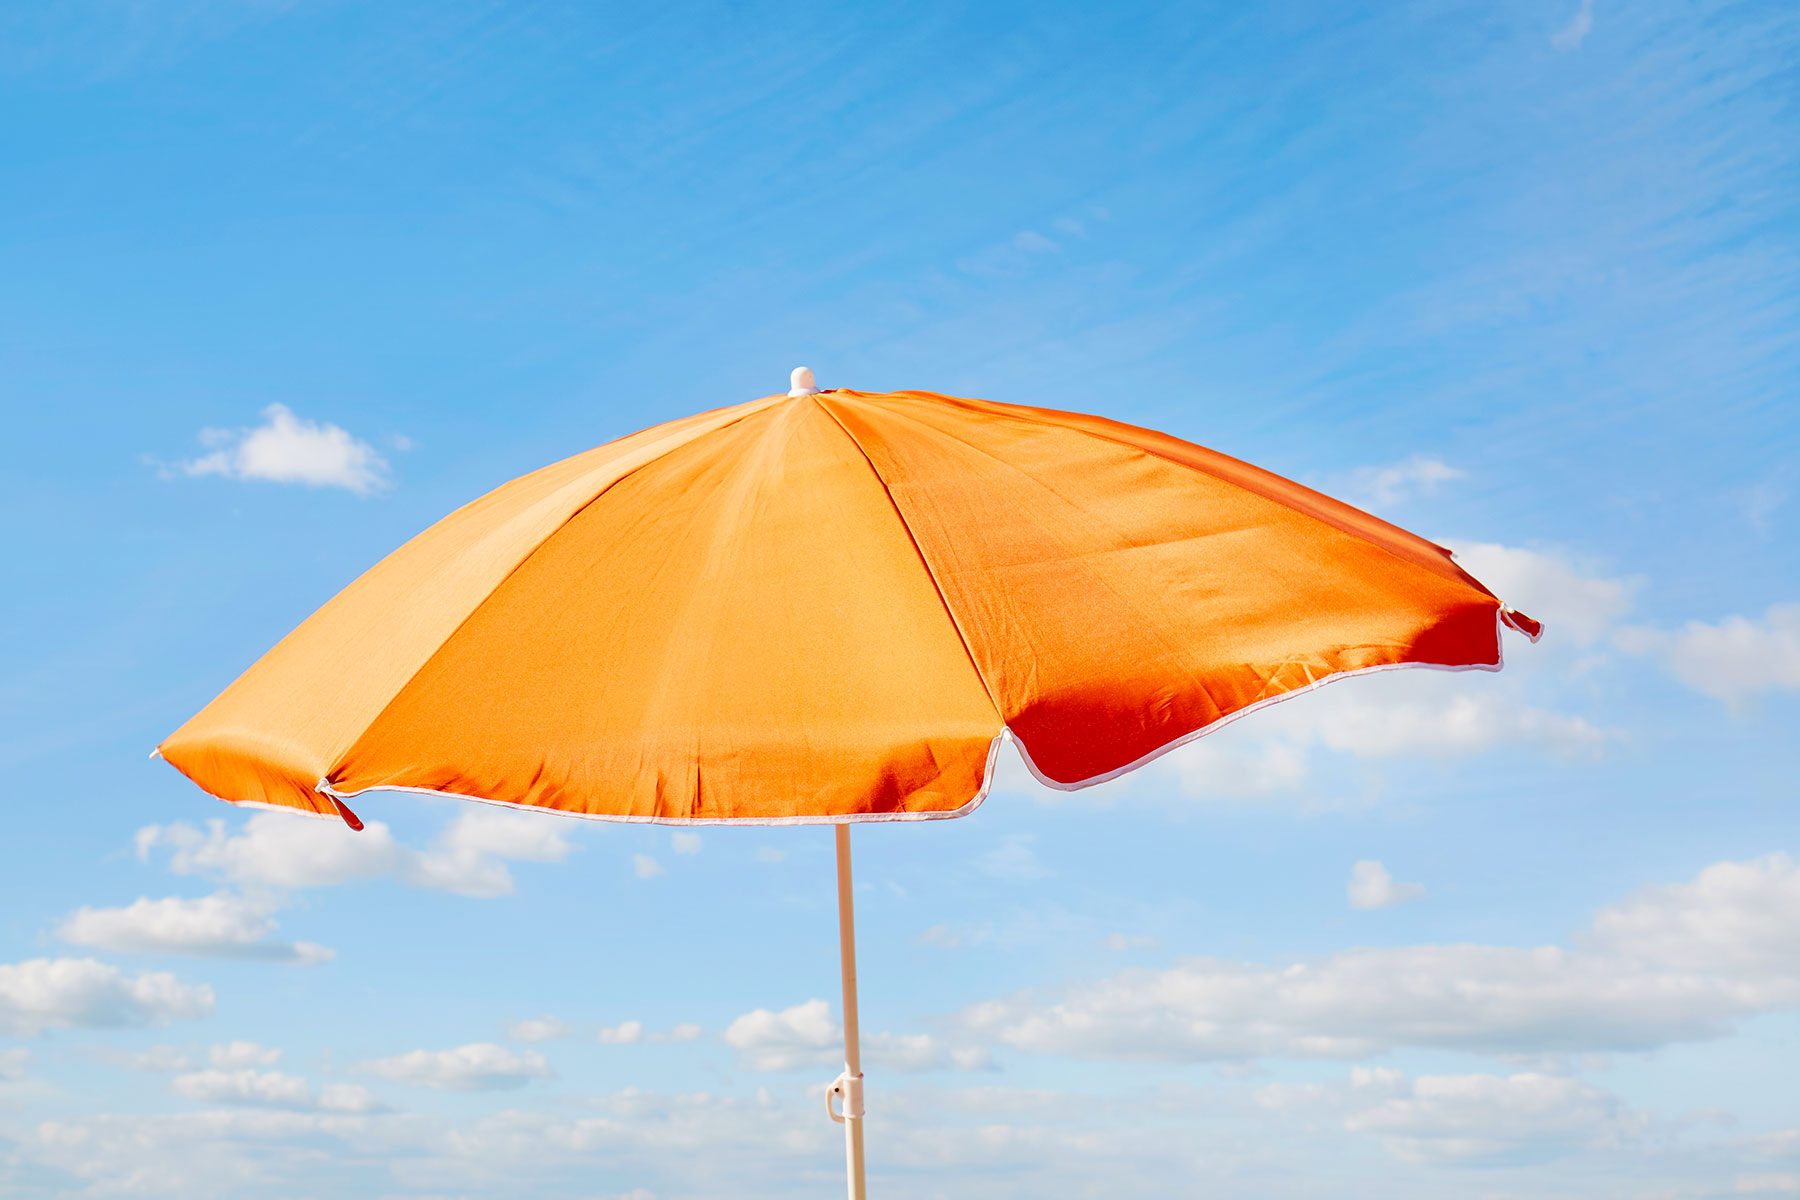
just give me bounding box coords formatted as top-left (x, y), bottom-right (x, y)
top-left (158, 368), bottom-right (1539, 1197)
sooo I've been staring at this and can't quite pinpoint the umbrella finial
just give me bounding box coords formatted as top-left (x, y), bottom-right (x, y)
top-left (789, 366), bottom-right (819, 396)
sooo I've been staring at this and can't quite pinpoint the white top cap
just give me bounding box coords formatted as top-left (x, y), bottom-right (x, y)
top-left (788, 366), bottom-right (819, 396)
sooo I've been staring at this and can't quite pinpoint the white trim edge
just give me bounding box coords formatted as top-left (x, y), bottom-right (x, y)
top-left (312, 729), bottom-right (1010, 828)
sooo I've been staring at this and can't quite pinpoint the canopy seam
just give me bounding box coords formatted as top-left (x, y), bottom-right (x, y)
top-left (811, 393), bottom-right (1008, 725)
top-left (313, 396), bottom-right (788, 803)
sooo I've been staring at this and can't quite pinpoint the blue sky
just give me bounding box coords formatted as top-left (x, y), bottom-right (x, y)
top-left (2, 0), bottom-right (1797, 1196)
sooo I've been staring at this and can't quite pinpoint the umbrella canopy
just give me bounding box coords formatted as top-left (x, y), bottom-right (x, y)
top-left (159, 378), bottom-right (1538, 829)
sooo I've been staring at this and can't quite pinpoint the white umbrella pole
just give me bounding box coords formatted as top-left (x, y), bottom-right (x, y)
top-left (828, 823), bottom-right (868, 1199)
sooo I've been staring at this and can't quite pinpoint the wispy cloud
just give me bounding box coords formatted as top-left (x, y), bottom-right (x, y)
top-left (507, 1015), bottom-right (571, 1042)
top-left (1618, 603), bottom-right (1800, 706)
top-left (1737, 476), bottom-right (1788, 537)
top-left (166, 404), bottom-right (394, 495)
top-left (1347, 1070), bottom-right (1627, 1166)
top-left (1552, 0), bottom-right (1596, 51)
top-left (1347, 861), bottom-right (1425, 910)
top-left (360, 1042), bottom-right (552, 1091)
top-left (953, 209), bottom-right (1105, 278)
top-left (1345, 456), bottom-right (1465, 509)
top-left (1168, 674), bottom-right (1608, 807)
top-left (960, 854), bottom-right (1800, 1062)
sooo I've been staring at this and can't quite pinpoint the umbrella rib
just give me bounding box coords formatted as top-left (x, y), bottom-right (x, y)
top-left (810, 394), bottom-right (1008, 727)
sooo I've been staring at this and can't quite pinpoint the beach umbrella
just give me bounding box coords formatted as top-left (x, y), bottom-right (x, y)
top-left (157, 367), bottom-right (1540, 1197)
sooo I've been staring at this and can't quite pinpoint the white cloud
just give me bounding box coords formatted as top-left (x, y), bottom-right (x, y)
top-left (22, 1109), bottom-right (385, 1198)
top-left (0, 1074), bottom-right (1721, 1200)
top-left (431, 806), bottom-right (575, 863)
top-left (633, 854), bottom-right (664, 879)
top-left (0, 1047), bottom-right (28, 1082)
top-left (174, 1069), bottom-right (306, 1109)
top-left (1249, 1064), bottom-right (1634, 1166)
top-left (1305, 689), bottom-right (1605, 759)
top-left (1169, 735), bottom-right (1310, 800)
top-left (318, 1083), bottom-right (380, 1114)
top-left (509, 1016), bottom-right (694, 1046)
top-left (870, 1033), bottom-right (993, 1073)
top-left (1552, 0), bottom-right (1594, 51)
top-left (723, 999), bottom-right (838, 1071)
top-left (14, 1091), bottom-right (796, 1199)
top-left (209, 1041), bottom-right (281, 1069)
top-left (171, 1066), bottom-right (376, 1113)
top-left (1347, 861), bottom-right (1425, 910)
top-left (137, 815), bottom-right (410, 890)
top-left (507, 1015), bottom-right (570, 1042)
top-left (1619, 603), bottom-right (1800, 705)
top-left (408, 808), bottom-right (577, 896)
top-left (671, 832), bottom-right (702, 855)
top-left (1345, 1071), bottom-right (1625, 1165)
top-left (175, 403), bottom-right (392, 495)
top-left (1448, 541), bottom-right (1634, 648)
top-left (1586, 853), bottom-right (1800, 973)
top-left (136, 808), bottom-right (574, 899)
top-left (1347, 456), bottom-right (1465, 508)
top-left (754, 847), bottom-right (786, 864)
top-left (55, 892), bottom-right (332, 963)
top-left (961, 854), bottom-right (1800, 1063)
top-left (1103, 933), bottom-right (1158, 952)
top-left (722, 999), bottom-right (986, 1073)
top-left (361, 1043), bottom-right (552, 1091)
top-left (0, 957), bottom-right (214, 1036)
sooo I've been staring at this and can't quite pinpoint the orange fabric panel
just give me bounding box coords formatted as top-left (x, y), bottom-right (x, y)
top-left (159, 395), bottom-right (783, 815)
top-left (159, 386), bottom-right (1532, 825)
top-left (324, 399), bottom-right (1003, 820)
top-left (816, 390), bottom-right (1504, 786)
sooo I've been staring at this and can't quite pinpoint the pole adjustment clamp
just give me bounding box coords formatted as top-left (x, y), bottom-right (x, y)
top-left (825, 1069), bottom-right (865, 1123)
